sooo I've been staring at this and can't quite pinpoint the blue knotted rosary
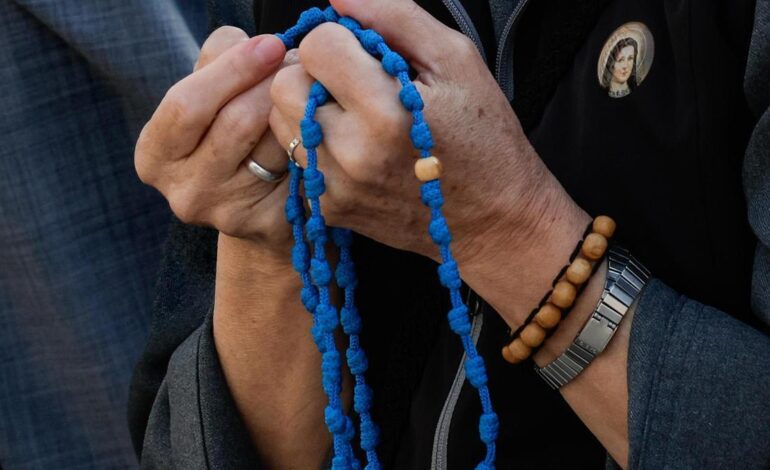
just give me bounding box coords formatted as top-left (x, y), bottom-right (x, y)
top-left (279, 6), bottom-right (498, 469)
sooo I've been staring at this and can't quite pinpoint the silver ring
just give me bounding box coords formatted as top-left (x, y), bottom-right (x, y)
top-left (246, 158), bottom-right (287, 183)
top-left (287, 137), bottom-right (302, 168)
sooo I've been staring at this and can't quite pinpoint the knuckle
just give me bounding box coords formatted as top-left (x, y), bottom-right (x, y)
top-left (134, 126), bottom-right (158, 184)
top-left (217, 103), bottom-right (260, 142)
top-left (162, 85), bottom-right (197, 129)
top-left (299, 23), bottom-right (347, 63)
top-left (224, 50), bottom-right (254, 85)
top-left (452, 33), bottom-right (478, 59)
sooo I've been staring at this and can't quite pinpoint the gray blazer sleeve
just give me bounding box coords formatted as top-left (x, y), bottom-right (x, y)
top-left (623, 2), bottom-right (770, 467)
top-left (141, 313), bottom-right (262, 469)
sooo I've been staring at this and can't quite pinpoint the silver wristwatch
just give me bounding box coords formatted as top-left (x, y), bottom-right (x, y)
top-left (535, 246), bottom-right (650, 390)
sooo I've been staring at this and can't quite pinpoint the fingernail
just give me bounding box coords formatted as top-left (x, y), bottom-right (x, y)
top-left (250, 35), bottom-right (285, 65)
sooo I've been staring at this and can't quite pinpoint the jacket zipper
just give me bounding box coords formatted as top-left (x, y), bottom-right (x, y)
top-left (440, 0), bottom-right (488, 63)
top-left (494, 0), bottom-right (532, 101)
top-left (430, 292), bottom-right (484, 470)
top-left (430, 2), bottom-right (531, 468)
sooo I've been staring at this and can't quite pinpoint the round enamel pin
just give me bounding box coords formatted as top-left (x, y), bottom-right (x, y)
top-left (598, 22), bottom-right (655, 98)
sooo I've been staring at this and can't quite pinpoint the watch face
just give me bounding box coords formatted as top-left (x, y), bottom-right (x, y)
top-left (597, 22), bottom-right (655, 98)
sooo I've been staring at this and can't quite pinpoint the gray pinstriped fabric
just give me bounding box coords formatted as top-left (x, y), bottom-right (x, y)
top-left (0, 1), bottom-right (205, 468)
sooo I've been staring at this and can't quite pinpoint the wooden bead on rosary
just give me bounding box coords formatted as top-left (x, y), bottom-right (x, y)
top-left (502, 216), bottom-right (616, 364)
top-left (415, 156), bottom-right (443, 182)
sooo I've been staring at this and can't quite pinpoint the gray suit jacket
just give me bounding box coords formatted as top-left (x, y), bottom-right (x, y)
top-left (0, 1), bottom-right (204, 467)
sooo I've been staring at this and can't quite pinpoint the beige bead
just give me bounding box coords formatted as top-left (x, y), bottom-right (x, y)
top-left (551, 280), bottom-right (577, 309)
top-left (414, 156), bottom-right (443, 182)
top-left (502, 345), bottom-right (518, 364)
top-left (581, 233), bottom-right (608, 261)
top-left (592, 216), bottom-right (616, 238)
top-left (534, 303), bottom-right (562, 329)
top-left (507, 339), bottom-right (532, 362)
top-left (566, 258), bottom-right (592, 285)
top-left (520, 323), bottom-right (546, 348)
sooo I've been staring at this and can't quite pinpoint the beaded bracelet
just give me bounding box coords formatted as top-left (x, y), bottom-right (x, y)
top-left (502, 216), bottom-right (616, 364)
top-left (278, 7), bottom-right (498, 470)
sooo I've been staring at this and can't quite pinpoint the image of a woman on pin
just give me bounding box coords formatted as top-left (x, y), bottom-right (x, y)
top-left (598, 22), bottom-right (655, 98)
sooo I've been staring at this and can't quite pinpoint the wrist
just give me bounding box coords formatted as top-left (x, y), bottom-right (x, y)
top-left (216, 233), bottom-right (301, 304)
top-left (456, 171), bottom-right (593, 328)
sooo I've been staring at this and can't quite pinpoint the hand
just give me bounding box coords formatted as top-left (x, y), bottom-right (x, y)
top-left (268, 0), bottom-right (590, 327)
top-left (268, 0), bottom-right (555, 264)
top-left (135, 26), bottom-right (294, 258)
top-left (136, 27), bottom-right (341, 467)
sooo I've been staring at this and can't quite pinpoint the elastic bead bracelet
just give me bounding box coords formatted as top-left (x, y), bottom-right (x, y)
top-left (502, 216), bottom-right (616, 365)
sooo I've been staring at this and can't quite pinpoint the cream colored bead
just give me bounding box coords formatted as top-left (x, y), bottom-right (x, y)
top-left (592, 215), bottom-right (616, 238)
top-left (520, 323), bottom-right (547, 348)
top-left (502, 345), bottom-right (517, 364)
top-left (507, 339), bottom-right (532, 362)
top-left (566, 258), bottom-right (592, 285)
top-left (534, 303), bottom-right (562, 329)
top-left (551, 280), bottom-right (577, 309)
top-left (581, 233), bottom-right (608, 261)
top-left (414, 156), bottom-right (442, 181)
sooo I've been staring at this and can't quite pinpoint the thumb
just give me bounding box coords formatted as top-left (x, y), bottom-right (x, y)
top-left (329, 0), bottom-right (462, 71)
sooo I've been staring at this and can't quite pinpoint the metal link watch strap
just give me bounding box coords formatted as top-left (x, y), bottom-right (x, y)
top-left (535, 246), bottom-right (650, 389)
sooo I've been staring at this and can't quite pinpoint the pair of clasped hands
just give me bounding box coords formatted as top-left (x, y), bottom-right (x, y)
top-left (135, 0), bottom-right (589, 332)
top-left (136, 0), bottom-right (626, 465)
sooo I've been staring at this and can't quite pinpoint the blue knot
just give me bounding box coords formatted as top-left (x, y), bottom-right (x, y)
top-left (331, 455), bottom-right (351, 470)
top-left (429, 217), bottom-right (452, 245)
top-left (479, 412), bottom-right (499, 444)
top-left (354, 383), bottom-right (373, 413)
top-left (447, 305), bottom-right (471, 335)
top-left (338, 16), bottom-right (361, 32)
top-left (420, 180), bottom-right (444, 208)
top-left (305, 215), bottom-right (327, 243)
top-left (410, 121), bottom-right (434, 150)
top-left (322, 373), bottom-right (341, 397)
top-left (399, 83), bottom-right (424, 111)
top-left (382, 51), bottom-right (409, 76)
top-left (322, 351), bottom-right (341, 393)
top-left (323, 6), bottom-right (340, 22)
top-left (291, 242), bottom-right (310, 272)
top-left (359, 29), bottom-right (384, 55)
top-left (336, 261), bottom-right (357, 288)
top-left (340, 306), bottom-right (362, 335)
top-left (347, 347), bottom-right (368, 374)
top-left (298, 7), bottom-right (326, 30)
top-left (331, 227), bottom-right (354, 247)
top-left (303, 168), bottom-right (326, 199)
top-left (316, 304), bottom-right (339, 333)
top-left (342, 416), bottom-right (356, 441)
top-left (438, 260), bottom-right (461, 289)
top-left (310, 324), bottom-right (326, 352)
top-left (465, 356), bottom-right (488, 388)
top-left (474, 464), bottom-right (494, 470)
top-left (310, 258), bottom-right (333, 285)
top-left (301, 286), bottom-right (319, 312)
top-left (309, 82), bottom-right (329, 106)
top-left (364, 463), bottom-right (381, 470)
top-left (360, 419), bottom-right (380, 451)
top-left (301, 118), bottom-right (323, 148)
top-left (284, 195), bottom-right (305, 224)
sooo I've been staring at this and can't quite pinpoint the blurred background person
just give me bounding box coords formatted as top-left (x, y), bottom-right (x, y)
top-left (0, 0), bottom-right (206, 467)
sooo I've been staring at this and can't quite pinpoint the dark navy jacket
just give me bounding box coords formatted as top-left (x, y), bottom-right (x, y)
top-left (129, 0), bottom-right (770, 468)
